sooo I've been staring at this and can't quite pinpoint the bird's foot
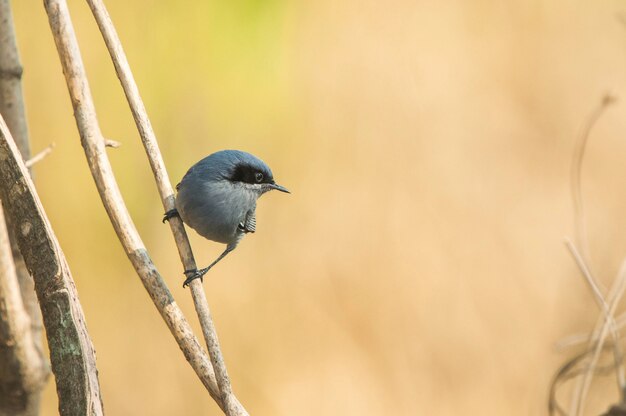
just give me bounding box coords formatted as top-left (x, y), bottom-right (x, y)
top-left (182, 267), bottom-right (210, 288)
top-left (162, 208), bottom-right (179, 223)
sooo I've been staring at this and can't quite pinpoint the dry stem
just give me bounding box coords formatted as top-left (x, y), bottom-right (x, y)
top-left (569, 94), bottom-right (616, 279)
top-left (0, 0), bottom-right (50, 415)
top-left (44, 0), bottom-right (241, 412)
top-left (0, 114), bottom-right (102, 415)
top-left (84, 0), bottom-right (246, 414)
top-left (25, 143), bottom-right (55, 168)
top-left (559, 94), bottom-right (626, 416)
top-left (0, 2), bottom-right (48, 407)
top-left (0, 204), bottom-right (45, 416)
top-left (567, 246), bottom-right (626, 415)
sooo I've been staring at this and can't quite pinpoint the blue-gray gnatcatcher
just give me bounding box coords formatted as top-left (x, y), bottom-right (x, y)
top-left (163, 150), bottom-right (289, 287)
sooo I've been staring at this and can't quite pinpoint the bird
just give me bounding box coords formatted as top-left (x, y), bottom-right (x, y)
top-left (163, 150), bottom-right (289, 287)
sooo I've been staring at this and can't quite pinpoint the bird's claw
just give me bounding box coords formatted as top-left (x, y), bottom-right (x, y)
top-left (162, 208), bottom-right (179, 223)
top-left (182, 267), bottom-right (209, 288)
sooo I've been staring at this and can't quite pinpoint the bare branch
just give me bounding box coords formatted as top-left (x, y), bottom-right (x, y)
top-left (565, 239), bottom-right (605, 309)
top-left (0, 1), bottom-right (50, 413)
top-left (566, 241), bottom-right (626, 414)
top-left (24, 143), bottom-right (55, 168)
top-left (556, 313), bottom-right (626, 351)
top-left (0, 204), bottom-right (47, 416)
top-left (84, 0), bottom-right (247, 414)
top-left (550, 346), bottom-right (618, 416)
top-left (570, 94), bottom-right (616, 279)
top-left (575, 263), bottom-right (626, 415)
top-left (563, 94), bottom-right (624, 416)
top-left (0, 0), bottom-right (30, 161)
top-left (43, 0), bottom-right (240, 412)
top-left (0, 114), bottom-right (103, 416)
top-left (104, 139), bottom-right (120, 148)
top-left (552, 95), bottom-right (626, 415)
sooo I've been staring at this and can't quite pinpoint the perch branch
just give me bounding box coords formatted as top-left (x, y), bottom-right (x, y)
top-left (43, 0), bottom-right (240, 412)
top-left (84, 0), bottom-right (246, 414)
top-left (0, 114), bottom-right (103, 416)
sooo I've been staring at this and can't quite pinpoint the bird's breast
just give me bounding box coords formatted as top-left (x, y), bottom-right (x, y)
top-left (176, 179), bottom-right (257, 244)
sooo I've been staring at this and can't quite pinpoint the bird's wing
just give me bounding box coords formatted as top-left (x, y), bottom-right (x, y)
top-left (239, 210), bottom-right (256, 233)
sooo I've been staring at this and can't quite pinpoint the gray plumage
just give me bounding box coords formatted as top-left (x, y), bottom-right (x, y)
top-left (170, 150), bottom-right (289, 286)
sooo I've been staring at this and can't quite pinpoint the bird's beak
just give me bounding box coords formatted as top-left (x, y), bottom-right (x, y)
top-left (270, 183), bottom-right (290, 193)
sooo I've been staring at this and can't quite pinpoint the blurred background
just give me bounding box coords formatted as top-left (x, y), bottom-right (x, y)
top-left (9, 0), bottom-right (626, 414)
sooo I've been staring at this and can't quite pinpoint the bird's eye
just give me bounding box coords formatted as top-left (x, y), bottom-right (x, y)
top-left (255, 172), bottom-right (264, 183)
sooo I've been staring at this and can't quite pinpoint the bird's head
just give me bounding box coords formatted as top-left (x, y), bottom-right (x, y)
top-left (218, 150), bottom-right (290, 195)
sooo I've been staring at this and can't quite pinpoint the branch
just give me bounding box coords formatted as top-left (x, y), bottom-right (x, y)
top-left (562, 94), bottom-right (624, 416)
top-left (0, 114), bottom-right (103, 415)
top-left (25, 143), bottom-right (55, 168)
top-left (84, 1), bottom-right (246, 414)
top-left (103, 138), bottom-right (120, 148)
top-left (0, 0), bottom-right (30, 160)
top-left (0, 204), bottom-right (46, 416)
top-left (569, 94), bottom-right (616, 278)
top-left (0, 1), bottom-right (48, 402)
top-left (566, 241), bottom-right (626, 415)
top-left (43, 0), bottom-right (242, 412)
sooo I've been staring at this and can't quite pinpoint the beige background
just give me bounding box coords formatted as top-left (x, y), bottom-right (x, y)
top-left (10, 1), bottom-right (626, 414)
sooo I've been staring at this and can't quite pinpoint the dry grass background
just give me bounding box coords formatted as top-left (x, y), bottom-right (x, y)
top-left (9, 0), bottom-right (626, 414)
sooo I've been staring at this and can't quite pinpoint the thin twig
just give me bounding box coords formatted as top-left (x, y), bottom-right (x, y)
top-left (550, 346), bottom-right (618, 416)
top-left (0, 114), bottom-right (102, 415)
top-left (567, 240), bottom-right (626, 412)
top-left (564, 94), bottom-right (624, 416)
top-left (84, 0), bottom-right (246, 414)
top-left (572, 260), bottom-right (626, 415)
top-left (104, 138), bottom-right (120, 148)
top-left (552, 349), bottom-right (594, 416)
top-left (604, 263), bottom-right (626, 399)
top-left (557, 312), bottom-right (626, 351)
top-left (24, 143), bottom-right (55, 168)
top-left (570, 94), bottom-right (616, 281)
top-left (43, 0), bottom-right (237, 412)
top-left (565, 239), bottom-right (606, 309)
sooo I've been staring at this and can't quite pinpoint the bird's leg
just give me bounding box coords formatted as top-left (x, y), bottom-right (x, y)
top-left (162, 208), bottom-right (179, 223)
top-left (183, 244), bottom-right (237, 288)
